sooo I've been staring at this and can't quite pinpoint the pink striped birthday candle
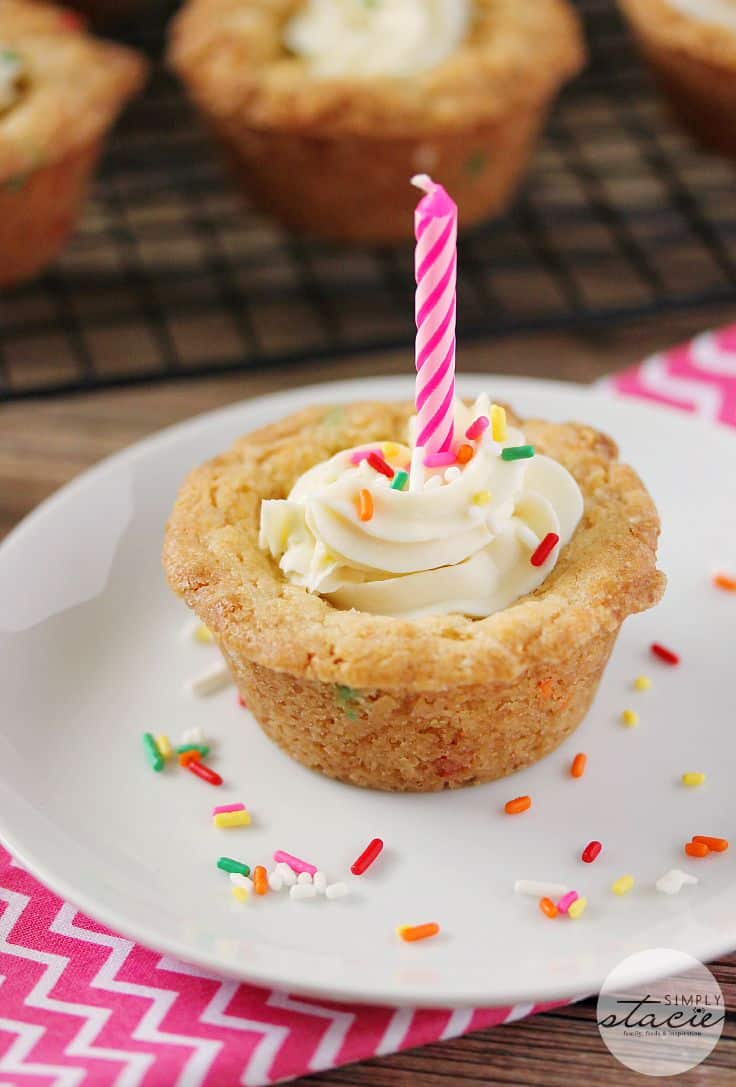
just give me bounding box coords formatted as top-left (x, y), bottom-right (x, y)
top-left (412, 174), bottom-right (457, 455)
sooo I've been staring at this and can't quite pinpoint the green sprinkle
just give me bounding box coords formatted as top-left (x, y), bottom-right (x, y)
top-left (501, 445), bottom-right (535, 462)
top-left (391, 470), bottom-right (409, 491)
top-left (217, 857), bottom-right (250, 876)
top-left (0, 49), bottom-right (20, 64)
top-left (335, 683), bottom-right (360, 719)
top-left (176, 743), bottom-right (210, 757)
top-left (4, 173), bottom-right (27, 193)
top-left (465, 151), bottom-right (487, 176)
top-left (142, 732), bottom-right (164, 772)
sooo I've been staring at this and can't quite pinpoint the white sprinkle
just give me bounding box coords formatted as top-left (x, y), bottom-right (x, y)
top-left (656, 869), bottom-right (699, 895)
top-left (424, 474), bottom-right (442, 491)
top-left (179, 726), bottom-right (204, 746)
top-left (444, 466), bottom-right (462, 483)
top-left (468, 504), bottom-right (486, 521)
top-left (514, 879), bottom-right (569, 898)
top-left (276, 862), bottom-right (297, 886)
top-left (188, 661), bottom-right (232, 697)
top-left (297, 871), bottom-right (313, 885)
top-left (313, 871), bottom-right (327, 894)
top-left (268, 870), bottom-right (283, 893)
top-left (325, 882), bottom-right (349, 900)
top-left (409, 445), bottom-right (425, 493)
top-left (229, 873), bottom-right (253, 892)
top-left (290, 883), bottom-right (317, 900)
top-left (515, 523), bottom-right (540, 551)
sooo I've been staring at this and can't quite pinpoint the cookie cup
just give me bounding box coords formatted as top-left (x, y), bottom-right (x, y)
top-left (0, 0), bottom-right (146, 287)
top-left (168, 0), bottom-right (584, 242)
top-left (619, 0), bottom-right (736, 157)
top-left (163, 401), bottom-right (665, 792)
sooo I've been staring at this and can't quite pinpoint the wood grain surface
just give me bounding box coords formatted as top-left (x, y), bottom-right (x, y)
top-left (1, 315), bottom-right (734, 1084)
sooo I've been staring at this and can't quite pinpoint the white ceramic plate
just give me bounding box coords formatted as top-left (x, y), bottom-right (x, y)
top-left (1, 375), bottom-right (735, 1009)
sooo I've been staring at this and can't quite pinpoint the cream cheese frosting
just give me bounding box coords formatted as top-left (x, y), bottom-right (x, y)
top-left (259, 396), bottom-right (584, 619)
top-left (282, 0), bottom-right (471, 79)
top-left (664, 0), bottom-right (736, 32)
top-left (0, 49), bottom-right (24, 114)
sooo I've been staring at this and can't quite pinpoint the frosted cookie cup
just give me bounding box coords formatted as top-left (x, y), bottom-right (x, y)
top-left (163, 400), bottom-right (665, 792)
top-left (0, 0), bottom-right (146, 288)
top-left (167, 0), bottom-right (584, 242)
top-left (618, 0), bottom-right (736, 157)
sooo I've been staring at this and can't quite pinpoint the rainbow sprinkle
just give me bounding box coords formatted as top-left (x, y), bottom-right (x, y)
top-left (501, 445), bottom-right (535, 462)
top-left (142, 733), bottom-right (164, 773)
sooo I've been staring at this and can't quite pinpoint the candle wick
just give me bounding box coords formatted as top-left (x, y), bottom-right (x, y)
top-left (411, 173), bottom-right (434, 194)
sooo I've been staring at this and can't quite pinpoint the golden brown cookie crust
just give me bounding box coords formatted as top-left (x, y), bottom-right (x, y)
top-left (619, 0), bottom-right (736, 69)
top-left (163, 399), bottom-right (665, 693)
top-left (168, 0), bottom-right (585, 136)
top-left (0, 0), bottom-right (146, 181)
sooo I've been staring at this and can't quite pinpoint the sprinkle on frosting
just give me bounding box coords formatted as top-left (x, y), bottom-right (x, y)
top-left (259, 394), bottom-right (584, 620)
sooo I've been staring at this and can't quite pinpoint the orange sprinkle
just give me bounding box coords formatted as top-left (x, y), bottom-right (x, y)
top-left (714, 573), bottom-right (736, 593)
top-left (178, 750), bottom-right (201, 767)
top-left (685, 841), bottom-right (709, 858)
top-left (537, 677), bottom-right (554, 701)
top-left (357, 489), bottom-right (374, 522)
top-left (398, 922), bottom-right (440, 943)
top-left (505, 795), bottom-right (532, 815)
top-left (539, 896), bottom-right (558, 919)
top-left (253, 865), bottom-right (269, 895)
top-left (456, 444), bottom-right (474, 464)
top-left (692, 836), bottom-right (729, 853)
top-left (570, 753), bottom-right (587, 779)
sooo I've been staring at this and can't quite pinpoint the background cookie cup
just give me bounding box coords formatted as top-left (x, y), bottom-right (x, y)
top-left (163, 400), bottom-right (665, 792)
top-left (618, 0), bottom-right (736, 158)
top-left (0, 0), bottom-right (146, 288)
top-left (167, 0), bottom-right (585, 242)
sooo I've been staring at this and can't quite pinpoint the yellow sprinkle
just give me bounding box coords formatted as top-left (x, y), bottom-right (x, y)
top-left (213, 810), bottom-right (251, 829)
top-left (682, 771), bottom-right (706, 787)
top-left (490, 404), bottom-right (507, 443)
top-left (154, 734), bottom-right (172, 760)
top-left (194, 623), bottom-right (213, 645)
top-left (382, 442), bottom-right (401, 459)
top-left (621, 709), bottom-right (639, 727)
top-left (611, 875), bottom-right (634, 896)
top-left (231, 885), bottom-right (248, 903)
top-left (472, 490), bottom-right (491, 506)
top-left (568, 896), bottom-right (588, 919)
top-left (633, 675), bottom-right (651, 691)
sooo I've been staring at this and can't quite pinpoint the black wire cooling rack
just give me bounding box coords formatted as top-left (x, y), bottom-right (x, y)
top-left (2, 0), bottom-right (736, 401)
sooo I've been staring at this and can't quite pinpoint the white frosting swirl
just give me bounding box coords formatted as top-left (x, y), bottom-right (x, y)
top-left (0, 49), bottom-right (24, 114)
top-left (282, 0), bottom-right (471, 78)
top-left (259, 396), bottom-right (584, 620)
top-left (665, 0), bottom-right (736, 31)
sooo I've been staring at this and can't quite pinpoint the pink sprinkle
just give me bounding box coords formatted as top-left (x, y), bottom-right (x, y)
top-left (556, 890), bottom-right (579, 914)
top-left (424, 451), bottom-right (456, 468)
top-left (238, 694), bottom-right (247, 708)
top-left (212, 803), bottom-right (246, 816)
top-left (273, 850), bottom-right (317, 876)
top-left (465, 416), bottom-right (489, 440)
top-left (350, 448), bottom-right (381, 465)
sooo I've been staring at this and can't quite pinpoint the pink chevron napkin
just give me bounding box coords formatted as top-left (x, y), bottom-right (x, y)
top-left (2, 324), bottom-right (735, 1087)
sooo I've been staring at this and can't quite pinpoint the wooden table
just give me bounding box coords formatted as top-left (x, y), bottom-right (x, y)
top-left (1, 310), bottom-right (734, 1085)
